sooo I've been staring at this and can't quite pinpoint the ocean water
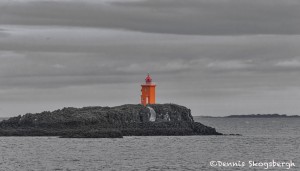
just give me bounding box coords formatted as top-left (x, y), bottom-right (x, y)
top-left (0, 117), bottom-right (299, 171)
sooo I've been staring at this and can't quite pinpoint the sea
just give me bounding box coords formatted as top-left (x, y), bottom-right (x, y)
top-left (0, 117), bottom-right (299, 171)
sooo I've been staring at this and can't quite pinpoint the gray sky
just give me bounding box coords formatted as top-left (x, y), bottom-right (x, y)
top-left (1, 0), bottom-right (300, 116)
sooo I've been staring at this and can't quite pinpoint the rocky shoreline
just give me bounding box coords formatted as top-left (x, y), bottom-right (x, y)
top-left (0, 104), bottom-right (222, 138)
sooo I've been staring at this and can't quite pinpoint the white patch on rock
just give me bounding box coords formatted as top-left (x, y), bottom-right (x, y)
top-left (164, 113), bottom-right (170, 121)
top-left (147, 107), bottom-right (156, 122)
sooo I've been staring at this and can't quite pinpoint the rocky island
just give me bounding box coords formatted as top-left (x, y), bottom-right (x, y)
top-left (0, 104), bottom-right (222, 138)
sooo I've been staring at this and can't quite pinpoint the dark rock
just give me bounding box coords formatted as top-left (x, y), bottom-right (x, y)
top-left (223, 134), bottom-right (242, 136)
top-left (0, 104), bottom-right (222, 138)
top-left (192, 122), bottom-right (222, 135)
top-left (60, 129), bottom-right (123, 138)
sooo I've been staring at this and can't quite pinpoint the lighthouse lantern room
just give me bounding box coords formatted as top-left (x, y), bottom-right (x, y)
top-left (141, 73), bottom-right (156, 106)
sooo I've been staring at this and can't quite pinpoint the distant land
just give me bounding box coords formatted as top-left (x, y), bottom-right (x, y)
top-left (198, 114), bottom-right (300, 118)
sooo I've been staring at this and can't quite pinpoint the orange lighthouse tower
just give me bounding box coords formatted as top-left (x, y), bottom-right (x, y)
top-left (141, 73), bottom-right (156, 106)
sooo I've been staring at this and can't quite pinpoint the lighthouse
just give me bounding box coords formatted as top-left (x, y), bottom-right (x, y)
top-left (141, 73), bottom-right (156, 106)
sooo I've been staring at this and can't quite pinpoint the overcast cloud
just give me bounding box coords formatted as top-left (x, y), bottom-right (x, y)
top-left (1, 0), bottom-right (300, 116)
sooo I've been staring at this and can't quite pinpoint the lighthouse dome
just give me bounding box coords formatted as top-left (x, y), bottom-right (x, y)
top-left (145, 73), bottom-right (152, 83)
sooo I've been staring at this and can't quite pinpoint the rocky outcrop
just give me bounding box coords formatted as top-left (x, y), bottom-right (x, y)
top-left (0, 104), bottom-right (222, 138)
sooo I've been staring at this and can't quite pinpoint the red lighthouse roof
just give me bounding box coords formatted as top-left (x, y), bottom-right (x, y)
top-left (145, 73), bottom-right (152, 83)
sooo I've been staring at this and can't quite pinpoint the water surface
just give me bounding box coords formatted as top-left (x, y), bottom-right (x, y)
top-left (0, 117), bottom-right (299, 170)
